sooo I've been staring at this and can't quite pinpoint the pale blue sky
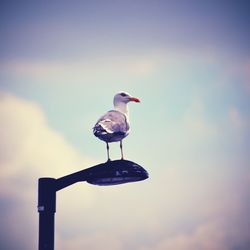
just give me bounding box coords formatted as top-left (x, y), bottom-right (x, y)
top-left (0, 1), bottom-right (250, 249)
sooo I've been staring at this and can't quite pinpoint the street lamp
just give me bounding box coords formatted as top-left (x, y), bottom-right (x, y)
top-left (38, 160), bottom-right (149, 250)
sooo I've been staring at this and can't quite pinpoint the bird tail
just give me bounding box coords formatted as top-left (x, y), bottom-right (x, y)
top-left (93, 123), bottom-right (107, 137)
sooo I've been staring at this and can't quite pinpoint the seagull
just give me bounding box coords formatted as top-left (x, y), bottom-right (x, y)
top-left (93, 91), bottom-right (140, 161)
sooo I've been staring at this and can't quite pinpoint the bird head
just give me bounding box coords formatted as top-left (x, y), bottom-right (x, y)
top-left (113, 92), bottom-right (140, 106)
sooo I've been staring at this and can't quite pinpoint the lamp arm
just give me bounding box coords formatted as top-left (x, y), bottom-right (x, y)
top-left (55, 168), bottom-right (93, 191)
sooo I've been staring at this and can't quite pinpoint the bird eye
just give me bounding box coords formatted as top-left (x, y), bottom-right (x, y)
top-left (120, 93), bottom-right (127, 97)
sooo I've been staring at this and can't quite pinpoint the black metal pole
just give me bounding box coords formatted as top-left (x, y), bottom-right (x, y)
top-left (38, 178), bottom-right (56, 250)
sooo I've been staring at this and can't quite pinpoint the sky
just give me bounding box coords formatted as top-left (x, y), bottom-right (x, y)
top-left (0, 0), bottom-right (250, 249)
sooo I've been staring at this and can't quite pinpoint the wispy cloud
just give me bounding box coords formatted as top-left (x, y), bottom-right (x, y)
top-left (0, 48), bottom-right (234, 80)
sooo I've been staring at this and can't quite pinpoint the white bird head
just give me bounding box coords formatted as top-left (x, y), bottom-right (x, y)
top-left (113, 91), bottom-right (140, 114)
top-left (113, 92), bottom-right (140, 105)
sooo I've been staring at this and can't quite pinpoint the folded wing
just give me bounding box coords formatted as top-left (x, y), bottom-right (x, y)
top-left (93, 110), bottom-right (130, 142)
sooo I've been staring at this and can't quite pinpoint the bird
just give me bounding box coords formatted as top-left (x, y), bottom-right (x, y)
top-left (93, 91), bottom-right (140, 161)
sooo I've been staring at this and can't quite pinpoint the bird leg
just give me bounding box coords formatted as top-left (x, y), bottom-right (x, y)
top-left (120, 140), bottom-right (124, 160)
top-left (106, 142), bottom-right (111, 161)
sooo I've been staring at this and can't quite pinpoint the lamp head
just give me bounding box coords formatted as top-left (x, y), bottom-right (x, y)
top-left (86, 160), bottom-right (148, 186)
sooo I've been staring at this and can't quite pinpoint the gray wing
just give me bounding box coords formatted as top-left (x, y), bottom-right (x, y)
top-left (93, 110), bottom-right (130, 137)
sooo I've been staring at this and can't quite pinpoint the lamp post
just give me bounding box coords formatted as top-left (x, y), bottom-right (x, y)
top-left (38, 160), bottom-right (149, 250)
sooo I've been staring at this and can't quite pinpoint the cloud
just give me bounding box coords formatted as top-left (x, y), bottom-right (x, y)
top-left (146, 218), bottom-right (249, 250)
top-left (56, 232), bottom-right (123, 250)
top-left (182, 99), bottom-right (217, 139)
top-left (137, 163), bottom-right (250, 250)
top-left (160, 98), bottom-right (218, 163)
top-left (0, 92), bottom-right (96, 249)
top-left (0, 56), bottom-right (156, 80)
top-left (228, 106), bottom-right (250, 130)
top-left (0, 48), bottom-right (234, 82)
top-left (0, 92), bottom-right (96, 178)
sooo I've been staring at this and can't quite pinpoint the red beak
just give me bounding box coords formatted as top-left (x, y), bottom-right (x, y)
top-left (129, 97), bottom-right (140, 103)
